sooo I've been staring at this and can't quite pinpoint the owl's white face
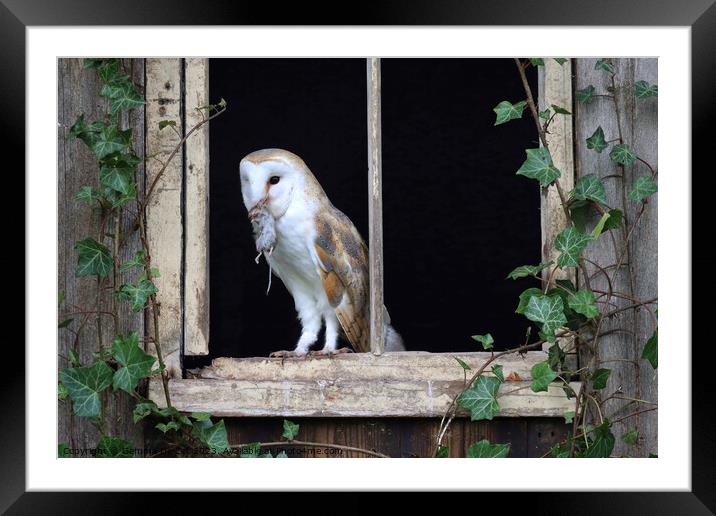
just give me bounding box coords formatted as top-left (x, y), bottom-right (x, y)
top-left (239, 158), bottom-right (302, 219)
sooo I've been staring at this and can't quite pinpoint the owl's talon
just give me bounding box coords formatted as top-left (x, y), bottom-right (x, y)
top-left (309, 347), bottom-right (354, 358)
top-left (269, 350), bottom-right (308, 360)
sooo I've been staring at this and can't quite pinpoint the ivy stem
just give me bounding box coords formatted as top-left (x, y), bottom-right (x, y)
top-left (137, 209), bottom-right (171, 408)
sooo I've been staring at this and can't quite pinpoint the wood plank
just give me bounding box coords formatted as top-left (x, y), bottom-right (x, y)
top-left (221, 417), bottom-right (567, 458)
top-left (196, 350), bottom-right (553, 381)
top-left (538, 59), bottom-right (576, 286)
top-left (149, 351), bottom-right (578, 418)
top-left (366, 57), bottom-right (385, 355)
top-left (574, 58), bottom-right (658, 456)
top-left (183, 58), bottom-right (210, 356)
top-left (58, 58), bottom-right (145, 449)
top-left (145, 58), bottom-right (184, 378)
top-left (149, 377), bottom-right (578, 418)
top-left (538, 59), bottom-right (578, 370)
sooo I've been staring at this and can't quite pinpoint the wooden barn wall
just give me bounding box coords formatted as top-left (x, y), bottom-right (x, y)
top-left (57, 58), bottom-right (146, 450)
top-left (58, 57), bottom-right (655, 458)
top-left (574, 58), bottom-right (658, 457)
top-left (221, 418), bottom-right (569, 458)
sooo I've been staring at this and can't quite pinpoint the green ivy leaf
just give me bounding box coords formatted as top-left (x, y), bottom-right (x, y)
top-left (570, 201), bottom-right (592, 233)
top-left (642, 329), bottom-right (658, 369)
top-left (159, 120), bottom-right (177, 130)
top-left (586, 126), bottom-right (608, 153)
top-left (275, 451), bottom-right (289, 458)
top-left (603, 209), bottom-right (624, 231)
top-left (76, 186), bottom-right (104, 203)
top-left (111, 333), bottom-right (156, 393)
top-left (547, 343), bottom-right (566, 371)
top-left (116, 279), bottom-right (158, 312)
top-left (196, 420), bottom-right (230, 454)
top-left (595, 58), bottom-right (615, 74)
top-left (97, 59), bottom-right (120, 83)
top-left (92, 125), bottom-right (132, 161)
top-left (530, 361), bottom-right (558, 392)
top-left (563, 411), bottom-right (575, 424)
top-left (100, 163), bottom-right (135, 198)
top-left (133, 400), bottom-right (159, 423)
top-left (466, 439), bottom-right (510, 458)
top-left (516, 287), bottom-right (543, 314)
top-left (555, 227), bottom-right (593, 268)
top-left (591, 368), bottom-right (611, 390)
top-left (75, 238), bottom-right (113, 278)
top-left (457, 375), bottom-right (502, 421)
top-left (529, 58), bottom-right (545, 66)
top-left (556, 279), bottom-right (577, 293)
top-left (539, 109), bottom-right (551, 120)
top-left (471, 333), bottom-right (494, 350)
top-left (576, 85), bottom-right (595, 104)
top-left (58, 382), bottom-right (70, 401)
top-left (68, 349), bottom-right (81, 367)
top-left (550, 444), bottom-right (570, 458)
top-left (590, 212), bottom-right (611, 239)
top-left (156, 421), bottom-right (181, 434)
top-left (572, 174), bottom-right (608, 205)
top-left (191, 412), bottom-right (212, 421)
top-left (507, 261), bottom-right (552, 280)
top-left (551, 104), bottom-right (571, 115)
top-left (554, 58), bottom-right (567, 65)
top-left (628, 176), bottom-right (658, 202)
top-left (120, 250), bottom-right (146, 273)
top-left (100, 75), bottom-right (145, 114)
top-left (282, 419), bottom-right (300, 441)
top-left (58, 443), bottom-right (71, 458)
top-left (59, 361), bottom-right (113, 418)
top-left (568, 290), bottom-right (600, 319)
top-left (609, 143), bottom-right (637, 166)
top-left (491, 365), bottom-right (505, 383)
top-left (58, 318), bottom-right (74, 329)
top-left (83, 58), bottom-right (104, 69)
top-left (95, 435), bottom-right (134, 458)
top-left (454, 357), bottom-right (471, 371)
top-left (634, 80), bottom-right (658, 98)
top-left (493, 100), bottom-right (527, 125)
top-left (435, 446), bottom-right (450, 458)
top-left (581, 420), bottom-right (615, 458)
top-left (516, 148), bottom-right (561, 187)
top-left (524, 294), bottom-right (567, 341)
top-left (622, 429), bottom-right (639, 445)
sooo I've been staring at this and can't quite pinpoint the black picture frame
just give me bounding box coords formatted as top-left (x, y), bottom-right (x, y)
top-left (6, 0), bottom-right (708, 512)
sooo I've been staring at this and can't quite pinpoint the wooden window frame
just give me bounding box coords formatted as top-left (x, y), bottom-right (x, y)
top-left (145, 57), bottom-right (579, 418)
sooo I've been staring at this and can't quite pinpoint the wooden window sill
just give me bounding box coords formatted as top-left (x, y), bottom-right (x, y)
top-left (148, 351), bottom-right (578, 418)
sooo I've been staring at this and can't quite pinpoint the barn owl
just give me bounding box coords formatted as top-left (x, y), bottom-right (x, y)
top-left (239, 148), bottom-right (404, 357)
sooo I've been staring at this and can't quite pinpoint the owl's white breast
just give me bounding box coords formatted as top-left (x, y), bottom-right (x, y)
top-left (265, 198), bottom-right (326, 305)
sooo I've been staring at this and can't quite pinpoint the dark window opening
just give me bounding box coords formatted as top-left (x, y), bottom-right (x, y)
top-left (194, 58), bottom-right (538, 366)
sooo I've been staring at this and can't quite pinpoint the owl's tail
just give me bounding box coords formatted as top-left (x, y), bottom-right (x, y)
top-left (384, 323), bottom-right (405, 351)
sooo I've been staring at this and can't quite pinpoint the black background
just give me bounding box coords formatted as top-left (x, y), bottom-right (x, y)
top-left (207, 58), bottom-right (540, 358)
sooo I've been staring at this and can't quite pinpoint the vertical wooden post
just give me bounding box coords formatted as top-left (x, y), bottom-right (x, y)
top-left (145, 58), bottom-right (184, 378)
top-left (183, 58), bottom-right (210, 356)
top-left (538, 59), bottom-right (576, 287)
top-left (538, 60), bottom-right (577, 367)
top-left (367, 58), bottom-right (384, 355)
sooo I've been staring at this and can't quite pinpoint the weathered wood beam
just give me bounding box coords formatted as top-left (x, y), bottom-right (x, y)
top-left (148, 351), bottom-right (578, 418)
top-left (367, 57), bottom-right (384, 355)
top-left (183, 58), bottom-right (210, 356)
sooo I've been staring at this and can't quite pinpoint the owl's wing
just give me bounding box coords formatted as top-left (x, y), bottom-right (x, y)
top-left (311, 207), bottom-right (371, 353)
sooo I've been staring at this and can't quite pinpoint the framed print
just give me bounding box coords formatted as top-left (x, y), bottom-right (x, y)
top-left (8, 0), bottom-right (710, 511)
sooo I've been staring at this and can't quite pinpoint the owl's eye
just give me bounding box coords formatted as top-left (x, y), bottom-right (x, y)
top-left (269, 176), bottom-right (281, 185)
